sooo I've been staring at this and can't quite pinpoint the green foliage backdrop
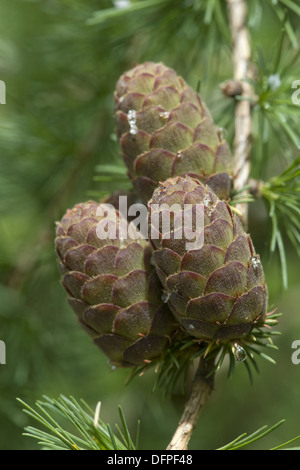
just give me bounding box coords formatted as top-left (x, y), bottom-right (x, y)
top-left (0, 0), bottom-right (300, 450)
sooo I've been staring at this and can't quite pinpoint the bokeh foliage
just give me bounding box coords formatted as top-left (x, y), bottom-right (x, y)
top-left (0, 0), bottom-right (300, 450)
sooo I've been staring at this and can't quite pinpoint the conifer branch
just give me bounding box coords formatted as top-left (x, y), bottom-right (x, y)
top-left (226, 0), bottom-right (253, 228)
top-left (166, 0), bottom-right (257, 450)
top-left (166, 356), bottom-right (215, 450)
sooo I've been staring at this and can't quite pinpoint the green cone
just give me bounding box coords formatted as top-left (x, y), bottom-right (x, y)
top-left (148, 176), bottom-right (268, 342)
top-left (55, 200), bottom-right (176, 367)
top-left (115, 61), bottom-right (233, 203)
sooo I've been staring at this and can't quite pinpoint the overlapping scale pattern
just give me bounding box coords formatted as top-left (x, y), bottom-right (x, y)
top-left (115, 62), bottom-right (233, 203)
top-left (148, 177), bottom-right (268, 342)
top-left (55, 201), bottom-right (176, 367)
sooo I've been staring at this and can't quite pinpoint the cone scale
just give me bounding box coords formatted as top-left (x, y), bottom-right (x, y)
top-left (55, 200), bottom-right (176, 367)
top-left (148, 176), bottom-right (268, 342)
top-left (114, 62), bottom-right (234, 203)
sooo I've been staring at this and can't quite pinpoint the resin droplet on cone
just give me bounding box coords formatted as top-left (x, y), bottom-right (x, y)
top-left (148, 176), bottom-right (268, 342)
top-left (115, 62), bottom-right (233, 203)
top-left (55, 200), bottom-right (176, 367)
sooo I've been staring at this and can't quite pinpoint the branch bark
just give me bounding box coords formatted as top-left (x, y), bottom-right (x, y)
top-left (167, 1), bottom-right (253, 451)
top-left (166, 356), bottom-right (214, 450)
top-left (226, 0), bottom-right (253, 228)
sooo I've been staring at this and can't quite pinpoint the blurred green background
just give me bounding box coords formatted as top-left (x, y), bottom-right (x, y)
top-left (0, 0), bottom-right (300, 450)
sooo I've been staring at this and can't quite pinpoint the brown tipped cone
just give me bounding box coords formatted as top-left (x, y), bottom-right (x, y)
top-left (148, 176), bottom-right (268, 342)
top-left (55, 200), bottom-right (177, 367)
top-left (114, 62), bottom-right (233, 203)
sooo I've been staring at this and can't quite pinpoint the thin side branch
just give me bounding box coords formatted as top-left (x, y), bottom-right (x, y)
top-left (166, 356), bottom-right (214, 450)
top-left (226, 0), bottom-right (253, 228)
